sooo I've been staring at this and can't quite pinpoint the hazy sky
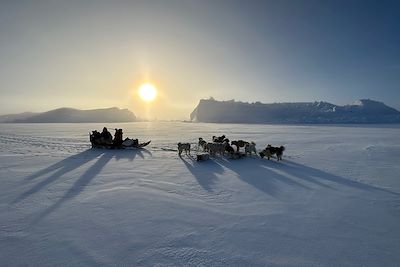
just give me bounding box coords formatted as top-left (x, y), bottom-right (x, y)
top-left (1, 0), bottom-right (399, 119)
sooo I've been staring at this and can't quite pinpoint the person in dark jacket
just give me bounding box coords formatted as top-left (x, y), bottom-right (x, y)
top-left (113, 128), bottom-right (123, 147)
top-left (100, 127), bottom-right (113, 145)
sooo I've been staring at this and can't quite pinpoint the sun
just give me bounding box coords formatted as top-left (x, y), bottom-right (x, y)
top-left (138, 83), bottom-right (157, 102)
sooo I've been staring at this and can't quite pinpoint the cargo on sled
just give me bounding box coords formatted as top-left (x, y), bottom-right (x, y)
top-left (89, 127), bottom-right (150, 149)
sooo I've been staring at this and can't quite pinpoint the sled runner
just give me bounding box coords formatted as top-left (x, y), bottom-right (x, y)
top-left (90, 140), bottom-right (151, 149)
top-left (124, 140), bottom-right (151, 149)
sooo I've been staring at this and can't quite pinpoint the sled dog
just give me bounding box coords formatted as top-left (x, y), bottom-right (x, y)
top-left (212, 135), bottom-right (226, 143)
top-left (178, 143), bottom-right (191, 156)
top-left (198, 138), bottom-right (207, 151)
top-left (207, 142), bottom-right (226, 156)
top-left (245, 142), bottom-right (257, 155)
top-left (259, 145), bottom-right (285, 161)
top-left (231, 140), bottom-right (249, 152)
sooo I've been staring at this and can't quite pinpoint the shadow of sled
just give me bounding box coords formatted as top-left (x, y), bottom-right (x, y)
top-left (19, 148), bottom-right (153, 224)
top-left (13, 148), bottom-right (152, 205)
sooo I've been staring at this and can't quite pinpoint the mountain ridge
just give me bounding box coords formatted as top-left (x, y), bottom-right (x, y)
top-left (0, 107), bottom-right (137, 123)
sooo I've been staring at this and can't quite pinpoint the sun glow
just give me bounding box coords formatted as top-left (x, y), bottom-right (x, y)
top-left (139, 83), bottom-right (157, 102)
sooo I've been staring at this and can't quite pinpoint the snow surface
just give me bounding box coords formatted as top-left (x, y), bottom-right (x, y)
top-left (1, 122), bottom-right (400, 266)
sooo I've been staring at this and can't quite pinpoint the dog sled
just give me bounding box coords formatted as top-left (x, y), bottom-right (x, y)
top-left (90, 138), bottom-right (151, 149)
top-left (89, 130), bottom-right (150, 149)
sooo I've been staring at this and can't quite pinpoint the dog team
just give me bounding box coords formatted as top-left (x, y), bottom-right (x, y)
top-left (178, 134), bottom-right (285, 161)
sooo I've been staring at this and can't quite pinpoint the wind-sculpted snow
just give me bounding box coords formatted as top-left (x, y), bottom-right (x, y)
top-left (1, 122), bottom-right (400, 266)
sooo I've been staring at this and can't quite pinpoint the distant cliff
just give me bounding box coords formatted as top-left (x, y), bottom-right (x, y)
top-left (0, 107), bottom-right (137, 123)
top-left (190, 99), bottom-right (400, 124)
top-left (0, 112), bottom-right (39, 123)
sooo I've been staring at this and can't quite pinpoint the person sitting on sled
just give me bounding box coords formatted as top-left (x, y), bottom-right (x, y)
top-left (100, 127), bottom-right (113, 145)
top-left (113, 128), bottom-right (124, 147)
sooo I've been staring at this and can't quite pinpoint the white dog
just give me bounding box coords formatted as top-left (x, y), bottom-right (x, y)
top-left (198, 138), bottom-right (207, 151)
top-left (245, 142), bottom-right (257, 155)
top-left (178, 143), bottom-right (191, 156)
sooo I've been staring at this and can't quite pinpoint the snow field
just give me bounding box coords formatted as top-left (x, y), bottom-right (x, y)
top-left (1, 122), bottom-right (399, 266)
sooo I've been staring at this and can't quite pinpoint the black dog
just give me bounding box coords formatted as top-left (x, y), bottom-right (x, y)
top-left (259, 145), bottom-right (285, 161)
top-left (231, 140), bottom-right (249, 152)
top-left (212, 135), bottom-right (226, 143)
top-left (224, 139), bottom-right (235, 155)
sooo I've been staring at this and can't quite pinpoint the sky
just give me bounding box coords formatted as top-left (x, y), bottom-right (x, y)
top-left (0, 0), bottom-right (399, 119)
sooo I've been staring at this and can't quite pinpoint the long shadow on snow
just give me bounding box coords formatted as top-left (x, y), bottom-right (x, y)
top-left (282, 160), bottom-right (400, 196)
top-left (31, 148), bottom-right (152, 223)
top-left (23, 149), bottom-right (104, 182)
top-left (215, 157), bottom-right (310, 197)
top-left (32, 152), bottom-right (113, 223)
top-left (13, 149), bottom-right (104, 203)
top-left (180, 155), bottom-right (224, 192)
top-left (13, 148), bottom-right (150, 204)
top-left (216, 157), bottom-right (399, 197)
